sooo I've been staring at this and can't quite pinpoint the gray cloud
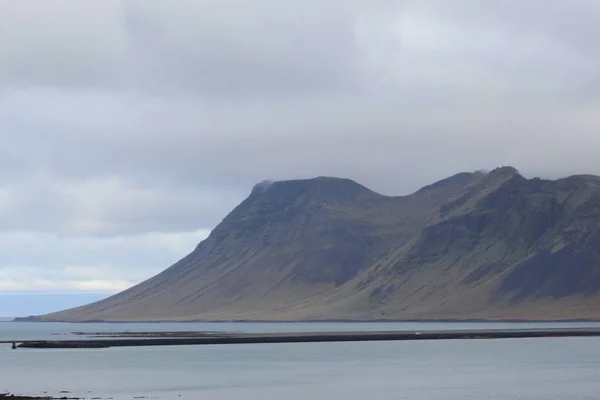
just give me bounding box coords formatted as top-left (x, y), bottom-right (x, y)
top-left (1, 0), bottom-right (364, 96)
top-left (2, 0), bottom-right (600, 300)
top-left (0, 230), bottom-right (209, 292)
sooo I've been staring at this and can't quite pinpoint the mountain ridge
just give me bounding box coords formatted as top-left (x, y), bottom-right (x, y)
top-left (21, 166), bottom-right (600, 322)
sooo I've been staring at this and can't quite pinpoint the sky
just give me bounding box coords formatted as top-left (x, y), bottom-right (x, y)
top-left (2, 0), bottom-right (600, 316)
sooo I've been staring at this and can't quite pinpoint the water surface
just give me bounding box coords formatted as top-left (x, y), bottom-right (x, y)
top-left (2, 322), bottom-right (600, 399)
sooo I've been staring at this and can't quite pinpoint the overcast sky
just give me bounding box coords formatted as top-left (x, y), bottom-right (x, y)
top-left (2, 0), bottom-right (600, 315)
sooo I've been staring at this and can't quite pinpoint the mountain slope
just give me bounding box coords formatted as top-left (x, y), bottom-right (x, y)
top-left (29, 167), bottom-right (600, 321)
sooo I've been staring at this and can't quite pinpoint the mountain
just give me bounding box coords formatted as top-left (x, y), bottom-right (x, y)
top-left (24, 167), bottom-right (600, 321)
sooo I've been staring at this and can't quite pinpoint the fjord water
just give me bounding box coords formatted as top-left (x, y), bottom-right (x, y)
top-left (2, 322), bottom-right (600, 399)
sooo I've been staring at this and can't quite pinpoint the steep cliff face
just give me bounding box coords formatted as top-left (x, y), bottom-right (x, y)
top-left (30, 167), bottom-right (600, 321)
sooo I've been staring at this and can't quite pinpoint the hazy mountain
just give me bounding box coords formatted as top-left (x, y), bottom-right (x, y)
top-left (22, 167), bottom-right (600, 321)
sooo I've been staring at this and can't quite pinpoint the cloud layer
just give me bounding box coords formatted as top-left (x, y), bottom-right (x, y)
top-left (2, 1), bottom-right (600, 302)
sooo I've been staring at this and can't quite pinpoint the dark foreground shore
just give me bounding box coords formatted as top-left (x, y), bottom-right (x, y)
top-left (6, 327), bottom-right (600, 349)
top-left (2, 393), bottom-right (138, 399)
top-left (1, 394), bottom-right (80, 400)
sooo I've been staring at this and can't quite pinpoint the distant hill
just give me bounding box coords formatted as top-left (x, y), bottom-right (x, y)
top-left (21, 166), bottom-right (600, 322)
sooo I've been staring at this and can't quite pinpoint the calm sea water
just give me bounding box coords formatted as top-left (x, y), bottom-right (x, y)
top-left (2, 322), bottom-right (600, 399)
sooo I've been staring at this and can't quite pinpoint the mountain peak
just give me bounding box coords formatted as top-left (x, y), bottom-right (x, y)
top-left (248, 176), bottom-right (378, 202)
top-left (488, 166), bottom-right (520, 177)
top-left (251, 180), bottom-right (276, 195)
top-left (207, 176), bottom-right (381, 245)
top-left (415, 172), bottom-right (474, 194)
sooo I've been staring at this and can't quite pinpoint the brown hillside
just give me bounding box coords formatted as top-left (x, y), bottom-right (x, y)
top-left (26, 167), bottom-right (600, 321)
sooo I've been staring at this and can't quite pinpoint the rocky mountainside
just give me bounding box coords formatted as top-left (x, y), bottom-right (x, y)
top-left (26, 167), bottom-right (600, 321)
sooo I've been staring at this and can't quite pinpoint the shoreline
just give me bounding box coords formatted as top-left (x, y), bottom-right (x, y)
top-left (1, 394), bottom-right (80, 400)
top-left (8, 327), bottom-right (600, 349)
